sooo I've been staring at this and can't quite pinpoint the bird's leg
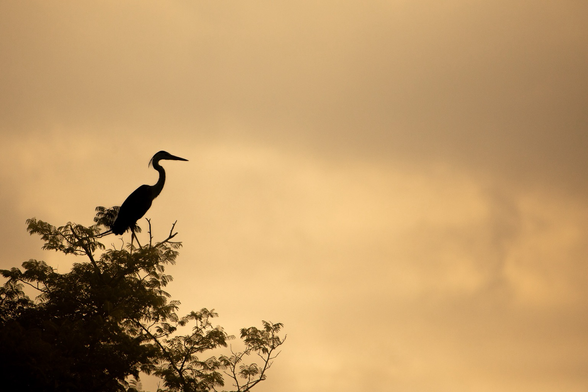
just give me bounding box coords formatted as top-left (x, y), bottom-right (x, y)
top-left (131, 228), bottom-right (142, 249)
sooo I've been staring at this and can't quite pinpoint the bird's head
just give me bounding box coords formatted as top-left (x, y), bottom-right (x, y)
top-left (149, 151), bottom-right (188, 167)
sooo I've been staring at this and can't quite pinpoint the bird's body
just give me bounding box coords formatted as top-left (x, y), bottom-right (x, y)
top-left (111, 185), bottom-right (156, 235)
top-left (111, 151), bottom-right (188, 235)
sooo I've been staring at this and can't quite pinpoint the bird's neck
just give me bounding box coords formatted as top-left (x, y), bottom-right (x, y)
top-left (152, 162), bottom-right (166, 198)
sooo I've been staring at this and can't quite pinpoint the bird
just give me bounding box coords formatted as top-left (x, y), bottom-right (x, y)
top-left (111, 151), bottom-right (188, 237)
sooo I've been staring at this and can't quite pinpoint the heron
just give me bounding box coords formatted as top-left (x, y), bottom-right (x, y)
top-left (110, 151), bottom-right (188, 244)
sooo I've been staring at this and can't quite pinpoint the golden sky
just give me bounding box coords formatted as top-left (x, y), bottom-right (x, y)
top-left (2, 1), bottom-right (588, 391)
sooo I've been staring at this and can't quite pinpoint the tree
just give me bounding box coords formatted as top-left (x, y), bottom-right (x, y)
top-left (0, 209), bottom-right (285, 392)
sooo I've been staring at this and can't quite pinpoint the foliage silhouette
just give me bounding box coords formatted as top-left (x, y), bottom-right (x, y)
top-left (0, 209), bottom-right (285, 392)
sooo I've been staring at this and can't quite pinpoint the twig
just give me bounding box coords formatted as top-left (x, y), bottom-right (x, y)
top-left (154, 221), bottom-right (179, 249)
top-left (146, 219), bottom-right (154, 248)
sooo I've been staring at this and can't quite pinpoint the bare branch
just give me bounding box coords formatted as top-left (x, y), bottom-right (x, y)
top-left (154, 221), bottom-right (180, 249)
top-left (146, 218), bottom-right (154, 248)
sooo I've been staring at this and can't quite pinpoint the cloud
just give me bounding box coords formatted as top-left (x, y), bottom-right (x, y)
top-left (2, 0), bottom-right (587, 198)
top-left (2, 2), bottom-right (588, 391)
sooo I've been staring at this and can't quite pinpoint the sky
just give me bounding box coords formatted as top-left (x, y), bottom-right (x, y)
top-left (1, 1), bottom-right (588, 391)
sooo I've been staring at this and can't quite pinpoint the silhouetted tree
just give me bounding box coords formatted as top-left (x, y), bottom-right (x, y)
top-left (0, 209), bottom-right (285, 392)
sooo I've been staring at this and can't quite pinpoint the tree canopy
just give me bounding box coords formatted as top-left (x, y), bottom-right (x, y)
top-left (0, 209), bottom-right (285, 392)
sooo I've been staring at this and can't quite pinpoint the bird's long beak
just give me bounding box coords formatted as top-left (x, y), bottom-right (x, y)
top-left (168, 154), bottom-right (188, 162)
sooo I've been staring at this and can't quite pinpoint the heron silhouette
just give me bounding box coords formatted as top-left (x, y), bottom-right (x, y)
top-left (110, 151), bottom-right (188, 245)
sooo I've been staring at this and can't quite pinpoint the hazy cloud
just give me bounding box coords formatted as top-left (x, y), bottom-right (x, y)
top-left (2, 2), bottom-right (588, 391)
